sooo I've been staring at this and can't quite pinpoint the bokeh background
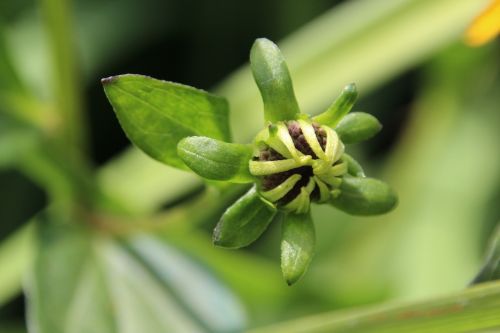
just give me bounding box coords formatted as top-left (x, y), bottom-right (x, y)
top-left (1, 0), bottom-right (499, 332)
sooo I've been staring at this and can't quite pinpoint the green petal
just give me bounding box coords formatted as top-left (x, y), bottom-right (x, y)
top-left (177, 136), bottom-right (254, 183)
top-left (330, 176), bottom-right (397, 215)
top-left (250, 38), bottom-right (301, 122)
top-left (335, 112), bottom-right (382, 144)
top-left (341, 153), bottom-right (365, 177)
top-left (313, 83), bottom-right (358, 127)
top-left (213, 187), bottom-right (277, 249)
top-left (281, 212), bottom-right (315, 286)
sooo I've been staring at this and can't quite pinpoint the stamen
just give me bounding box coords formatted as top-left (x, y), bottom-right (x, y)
top-left (261, 174), bottom-right (302, 202)
top-left (298, 120), bottom-right (327, 160)
top-left (249, 159), bottom-right (301, 175)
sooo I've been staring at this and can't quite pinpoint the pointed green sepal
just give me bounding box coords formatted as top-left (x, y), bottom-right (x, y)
top-left (330, 176), bottom-right (397, 215)
top-left (313, 83), bottom-right (358, 127)
top-left (342, 153), bottom-right (365, 177)
top-left (177, 136), bottom-right (254, 183)
top-left (335, 112), bottom-right (382, 144)
top-left (281, 212), bottom-right (315, 285)
top-left (250, 38), bottom-right (301, 122)
top-left (213, 186), bottom-right (277, 248)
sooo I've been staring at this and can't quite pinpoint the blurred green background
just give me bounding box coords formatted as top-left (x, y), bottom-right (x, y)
top-left (0, 0), bottom-right (499, 332)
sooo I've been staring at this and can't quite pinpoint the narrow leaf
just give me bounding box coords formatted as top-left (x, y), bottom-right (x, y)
top-left (0, 223), bottom-right (34, 306)
top-left (281, 212), bottom-right (315, 286)
top-left (250, 38), bottom-right (301, 122)
top-left (331, 176), bottom-right (397, 215)
top-left (102, 74), bottom-right (231, 169)
top-left (178, 136), bottom-right (254, 183)
top-left (214, 186), bottom-right (277, 249)
top-left (127, 235), bottom-right (247, 333)
top-left (335, 112), bottom-right (382, 144)
top-left (471, 224), bottom-right (500, 285)
top-left (313, 83), bottom-right (358, 127)
top-left (247, 281), bottom-right (500, 333)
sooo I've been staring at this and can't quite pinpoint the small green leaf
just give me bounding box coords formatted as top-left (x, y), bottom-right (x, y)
top-left (331, 176), bottom-right (397, 215)
top-left (281, 212), bottom-right (315, 286)
top-left (102, 74), bottom-right (231, 169)
top-left (335, 112), bottom-right (382, 144)
top-left (177, 136), bottom-right (254, 183)
top-left (250, 38), bottom-right (301, 122)
top-left (313, 83), bottom-right (358, 127)
top-left (341, 153), bottom-right (365, 177)
top-left (214, 187), bottom-right (277, 249)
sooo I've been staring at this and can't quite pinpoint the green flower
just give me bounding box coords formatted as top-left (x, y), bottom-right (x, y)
top-left (177, 38), bottom-right (397, 285)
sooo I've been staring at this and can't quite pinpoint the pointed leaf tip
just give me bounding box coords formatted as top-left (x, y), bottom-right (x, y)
top-left (101, 76), bottom-right (117, 85)
top-left (250, 38), bottom-right (301, 122)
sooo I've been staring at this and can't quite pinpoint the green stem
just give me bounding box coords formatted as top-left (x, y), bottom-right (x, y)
top-left (40, 0), bottom-right (87, 163)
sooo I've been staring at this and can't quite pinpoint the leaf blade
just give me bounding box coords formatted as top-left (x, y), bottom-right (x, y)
top-left (102, 74), bottom-right (231, 169)
top-left (280, 212), bottom-right (315, 286)
top-left (335, 112), bottom-right (382, 144)
top-left (330, 176), bottom-right (397, 215)
top-left (250, 38), bottom-right (301, 122)
top-left (214, 187), bottom-right (277, 249)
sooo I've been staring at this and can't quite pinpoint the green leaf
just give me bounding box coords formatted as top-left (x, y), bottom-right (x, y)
top-left (335, 112), bottom-right (382, 144)
top-left (177, 136), bottom-right (254, 183)
top-left (341, 153), bottom-right (365, 177)
top-left (0, 223), bottom-right (34, 306)
top-left (26, 213), bottom-right (246, 333)
top-left (102, 74), bottom-right (231, 169)
top-left (250, 38), bottom-right (301, 122)
top-left (313, 83), bottom-right (357, 127)
top-left (247, 280), bottom-right (500, 333)
top-left (214, 186), bottom-right (277, 249)
top-left (471, 224), bottom-right (500, 285)
top-left (331, 176), bottom-right (397, 215)
top-left (280, 212), bottom-right (315, 286)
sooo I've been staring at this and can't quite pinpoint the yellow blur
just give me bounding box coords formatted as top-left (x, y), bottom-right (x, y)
top-left (465, 0), bottom-right (500, 46)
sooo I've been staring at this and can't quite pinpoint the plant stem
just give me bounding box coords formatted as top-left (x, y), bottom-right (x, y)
top-left (40, 0), bottom-right (87, 163)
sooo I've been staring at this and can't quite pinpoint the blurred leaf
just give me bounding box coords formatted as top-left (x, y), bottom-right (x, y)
top-left (125, 235), bottom-right (247, 332)
top-left (0, 114), bottom-right (38, 169)
top-left (178, 136), bottom-right (254, 183)
top-left (247, 281), bottom-right (500, 333)
top-left (471, 224), bottom-right (500, 285)
top-left (0, 28), bottom-right (24, 93)
top-left (102, 74), bottom-right (231, 169)
top-left (0, 223), bottom-right (34, 306)
top-left (162, 229), bottom-right (289, 317)
top-left (214, 187), bottom-right (277, 249)
top-left (250, 38), bottom-right (300, 122)
top-left (26, 214), bottom-right (246, 333)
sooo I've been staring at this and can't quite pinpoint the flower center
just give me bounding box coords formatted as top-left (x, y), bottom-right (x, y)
top-left (249, 119), bottom-right (347, 213)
